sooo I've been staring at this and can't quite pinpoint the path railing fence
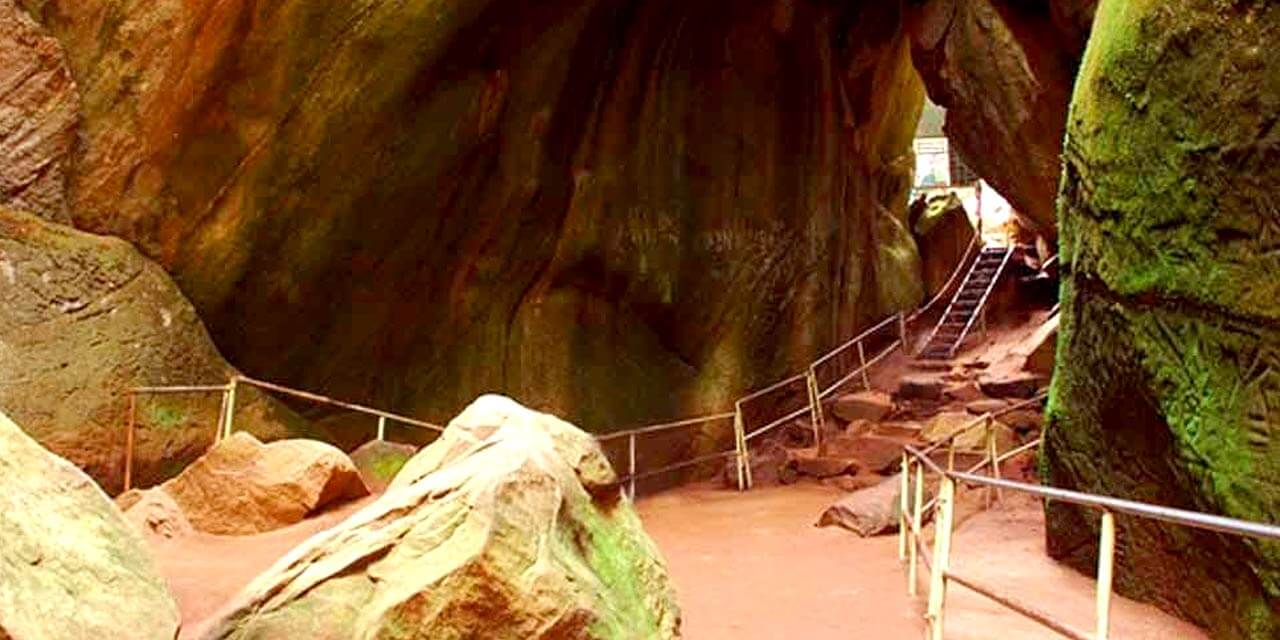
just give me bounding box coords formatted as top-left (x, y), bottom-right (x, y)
top-left (897, 394), bottom-right (1280, 640)
top-left (122, 241), bottom-right (988, 495)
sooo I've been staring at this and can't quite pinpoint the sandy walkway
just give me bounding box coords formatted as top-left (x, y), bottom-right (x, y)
top-left (637, 482), bottom-right (1208, 640)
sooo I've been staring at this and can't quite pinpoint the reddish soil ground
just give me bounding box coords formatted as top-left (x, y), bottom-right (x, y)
top-left (636, 482), bottom-right (1208, 640)
top-left (146, 497), bottom-right (375, 639)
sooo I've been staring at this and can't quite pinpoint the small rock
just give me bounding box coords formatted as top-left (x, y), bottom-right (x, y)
top-left (121, 488), bottom-right (193, 539)
top-left (350, 440), bottom-right (419, 492)
top-left (979, 374), bottom-right (1044, 399)
top-left (817, 473), bottom-right (923, 537)
top-left (966, 398), bottom-right (1009, 415)
top-left (962, 360), bottom-right (991, 370)
top-left (792, 455), bottom-right (858, 478)
top-left (830, 391), bottom-right (893, 423)
top-left (945, 382), bottom-right (986, 402)
top-left (897, 377), bottom-right (945, 401)
top-left (998, 409), bottom-right (1045, 433)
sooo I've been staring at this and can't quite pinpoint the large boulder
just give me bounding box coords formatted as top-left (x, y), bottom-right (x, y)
top-left (817, 473), bottom-right (909, 537)
top-left (202, 395), bottom-right (680, 639)
top-left (0, 206), bottom-right (315, 492)
top-left (0, 410), bottom-right (180, 639)
top-left (905, 0), bottom-right (1098, 235)
top-left (13, 0), bottom-right (927, 436)
top-left (910, 192), bottom-right (977, 299)
top-left (129, 432), bottom-right (369, 536)
top-left (1045, 1), bottom-right (1280, 636)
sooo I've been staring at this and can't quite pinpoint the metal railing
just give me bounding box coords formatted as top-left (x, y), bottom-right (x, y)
top-left (122, 375), bottom-right (444, 492)
top-left (122, 240), bottom-right (989, 495)
top-left (898, 397), bottom-right (1280, 640)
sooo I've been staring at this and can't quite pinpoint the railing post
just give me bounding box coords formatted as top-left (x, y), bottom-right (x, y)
top-left (899, 453), bottom-right (909, 562)
top-left (377, 415), bottom-right (387, 442)
top-left (806, 369), bottom-right (824, 452)
top-left (947, 439), bottom-right (956, 472)
top-left (628, 432), bottom-right (637, 501)
top-left (927, 475), bottom-right (957, 640)
top-left (733, 407), bottom-right (749, 491)
top-left (123, 391), bottom-right (137, 493)
top-left (909, 461), bottom-right (925, 597)
top-left (857, 341), bottom-right (871, 390)
top-left (215, 385), bottom-right (230, 444)
top-left (222, 377), bottom-right (238, 440)
top-left (1096, 510), bottom-right (1116, 640)
top-left (987, 417), bottom-right (1002, 505)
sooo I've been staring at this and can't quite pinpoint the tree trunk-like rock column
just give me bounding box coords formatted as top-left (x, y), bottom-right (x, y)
top-left (1045, 1), bottom-right (1280, 636)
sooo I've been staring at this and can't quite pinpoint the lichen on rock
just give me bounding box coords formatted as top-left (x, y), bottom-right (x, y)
top-left (1045, 0), bottom-right (1280, 635)
top-left (202, 395), bottom-right (679, 639)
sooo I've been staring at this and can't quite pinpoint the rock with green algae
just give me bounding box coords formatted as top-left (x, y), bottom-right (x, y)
top-left (349, 439), bottom-right (419, 493)
top-left (909, 193), bottom-right (977, 300)
top-left (0, 409), bottom-right (180, 640)
top-left (1045, 0), bottom-right (1280, 636)
top-left (0, 205), bottom-right (316, 493)
top-left (201, 395), bottom-right (680, 640)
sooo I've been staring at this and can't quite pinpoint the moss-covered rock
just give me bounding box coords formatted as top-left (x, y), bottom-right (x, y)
top-left (0, 409), bottom-right (180, 639)
top-left (0, 206), bottom-right (315, 492)
top-left (1045, 1), bottom-right (1280, 635)
top-left (202, 395), bottom-right (679, 639)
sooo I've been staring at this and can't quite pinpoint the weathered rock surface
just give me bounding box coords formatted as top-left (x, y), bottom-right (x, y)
top-left (910, 192), bottom-right (977, 298)
top-left (349, 439), bottom-right (419, 493)
top-left (0, 206), bottom-right (312, 492)
top-left (15, 0), bottom-right (927, 437)
top-left (978, 374), bottom-right (1042, 399)
top-left (203, 395), bottom-right (679, 639)
top-left (137, 432), bottom-right (369, 536)
top-left (0, 0), bottom-right (76, 221)
top-left (1017, 313), bottom-right (1059, 376)
top-left (817, 474), bottom-right (906, 537)
top-left (830, 390), bottom-right (894, 423)
top-left (1045, 2), bottom-right (1280, 635)
top-left (905, 0), bottom-right (1098, 234)
top-left (0, 410), bottom-right (180, 639)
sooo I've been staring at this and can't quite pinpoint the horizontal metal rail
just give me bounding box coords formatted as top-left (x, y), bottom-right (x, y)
top-left (945, 571), bottom-right (1092, 640)
top-left (744, 404), bottom-right (814, 441)
top-left (949, 471), bottom-right (1280, 541)
top-left (811, 314), bottom-right (903, 370)
top-left (596, 412), bottom-right (735, 442)
top-left (618, 450), bottom-right (736, 483)
top-left (237, 376), bottom-right (444, 432)
top-left (736, 372), bottom-right (808, 407)
top-left (130, 384), bottom-right (231, 394)
top-left (816, 339), bottom-right (902, 399)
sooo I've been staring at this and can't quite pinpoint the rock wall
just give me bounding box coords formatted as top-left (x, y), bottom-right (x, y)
top-left (0, 0), bottom-right (76, 221)
top-left (906, 0), bottom-right (1097, 235)
top-left (12, 0), bottom-right (927, 433)
top-left (1044, 1), bottom-right (1280, 636)
top-left (0, 206), bottom-right (314, 493)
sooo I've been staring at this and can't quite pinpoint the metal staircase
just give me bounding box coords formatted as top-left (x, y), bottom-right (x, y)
top-left (918, 245), bottom-right (1013, 360)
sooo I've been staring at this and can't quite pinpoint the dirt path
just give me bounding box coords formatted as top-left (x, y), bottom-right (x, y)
top-left (637, 483), bottom-right (1208, 640)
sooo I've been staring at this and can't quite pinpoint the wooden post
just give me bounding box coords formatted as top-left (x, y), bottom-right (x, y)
top-left (377, 415), bottom-right (387, 442)
top-left (899, 453), bottom-right (909, 562)
top-left (807, 370), bottom-right (824, 452)
top-left (628, 432), bottom-right (637, 501)
top-left (1096, 511), bottom-right (1116, 640)
top-left (927, 475), bottom-right (957, 640)
top-left (909, 461), bottom-right (925, 597)
top-left (222, 377), bottom-right (238, 439)
top-left (857, 342), bottom-right (871, 390)
top-left (123, 392), bottom-right (137, 492)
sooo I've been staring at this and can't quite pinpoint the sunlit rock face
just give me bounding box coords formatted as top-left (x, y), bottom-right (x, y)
top-left (14, 0), bottom-right (927, 432)
top-left (905, 0), bottom-right (1098, 236)
top-left (1045, 1), bottom-right (1280, 636)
